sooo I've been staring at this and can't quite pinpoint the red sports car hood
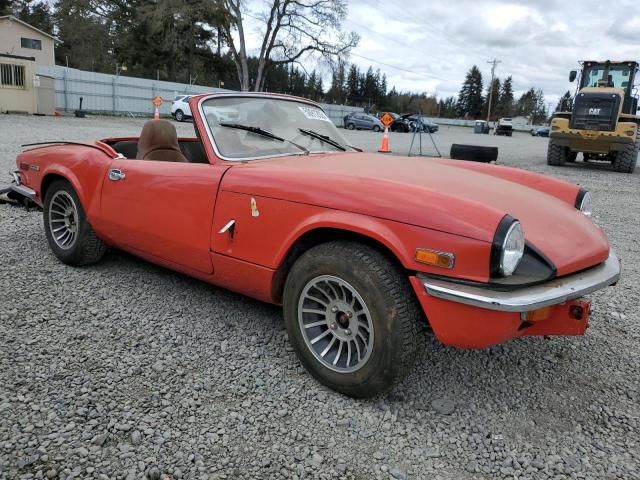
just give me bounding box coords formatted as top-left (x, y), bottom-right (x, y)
top-left (221, 153), bottom-right (610, 275)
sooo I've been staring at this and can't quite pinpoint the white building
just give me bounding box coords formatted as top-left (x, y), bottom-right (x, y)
top-left (0, 16), bottom-right (58, 114)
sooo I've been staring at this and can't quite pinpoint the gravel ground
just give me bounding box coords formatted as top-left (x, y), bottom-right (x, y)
top-left (1, 114), bottom-right (639, 480)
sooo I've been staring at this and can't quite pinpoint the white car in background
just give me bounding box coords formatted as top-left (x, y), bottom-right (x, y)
top-left (171, 95), bottom-right (193, 122)
top-left (171, 95), bottom-right (239, 123)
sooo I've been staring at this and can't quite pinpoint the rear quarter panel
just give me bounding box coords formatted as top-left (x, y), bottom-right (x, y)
top-left (16, 144), bottom-right (113, 217)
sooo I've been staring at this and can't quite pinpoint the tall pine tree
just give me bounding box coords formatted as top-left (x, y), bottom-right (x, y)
top-left (496, 76), bottom-right (514, 118)
top-left (457, 65), bottom-right (484, 119)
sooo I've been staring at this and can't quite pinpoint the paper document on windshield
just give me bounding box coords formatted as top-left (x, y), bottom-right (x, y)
top-left (299, 106), bottom-right (332, 122)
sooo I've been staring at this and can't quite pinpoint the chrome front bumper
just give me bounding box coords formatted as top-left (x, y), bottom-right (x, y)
top-left (419, 252), bottom-right (621, 312)
top-left (0, 172), bottom-right (36, 201)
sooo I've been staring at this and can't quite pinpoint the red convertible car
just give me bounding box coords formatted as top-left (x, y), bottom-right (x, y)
top-left (3, 93), bottom-right (620, 397)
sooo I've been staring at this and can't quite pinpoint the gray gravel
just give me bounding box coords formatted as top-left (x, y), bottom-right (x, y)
top-left (1, 113), bottom-right (639, 479)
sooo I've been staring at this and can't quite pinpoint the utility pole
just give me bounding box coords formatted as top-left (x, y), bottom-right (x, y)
top-left (486, 59), bottom-right (501, 122)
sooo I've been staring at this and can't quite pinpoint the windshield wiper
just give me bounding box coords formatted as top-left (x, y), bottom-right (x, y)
top-left (218, 123), bottom-right (309, 155)
top-left (298, 128), bottom-right (347, 151)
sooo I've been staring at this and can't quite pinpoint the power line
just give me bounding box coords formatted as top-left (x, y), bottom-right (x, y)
top-left (349, 53), bottom-right (454, 83)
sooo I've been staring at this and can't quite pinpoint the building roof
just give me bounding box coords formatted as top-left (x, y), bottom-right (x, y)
top-left (0, 15), bottom-right (60, 42)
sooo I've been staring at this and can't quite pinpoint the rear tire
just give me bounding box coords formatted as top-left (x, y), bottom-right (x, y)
top-left (547, 139), bottom-right (568, 166)
top-left (175, 110), bottom-right (184, 122)
top-left (283, 241), bottom-right (421, 398)
top-left (43, 179), bottom-right (107, 266)
top-left (612, 136), bottom-right (639, 173)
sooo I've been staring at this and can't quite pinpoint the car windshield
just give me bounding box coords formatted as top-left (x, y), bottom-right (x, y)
top-left (201, 96), bottom-right (350, 160)
top-left (582, 64), bottom-right (632, 90)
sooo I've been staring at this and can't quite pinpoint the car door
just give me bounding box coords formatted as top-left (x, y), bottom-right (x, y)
top-left (98, 159), bottom-right (230, 274)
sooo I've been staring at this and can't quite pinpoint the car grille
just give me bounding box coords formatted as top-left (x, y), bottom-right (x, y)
top-left (570, 92), bottom-right (620, 131)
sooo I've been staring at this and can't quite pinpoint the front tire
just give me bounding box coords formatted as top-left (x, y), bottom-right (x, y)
top-left (174, 109), bottom-right (185, 122)
top-left (612, 136), bottom-right (639, 173)
top-left (547, 139), bottom-right (568, 166)
top-left (373, 125), bottom-right (381, 132)
top-left (283, 241), bottom-right (421, 398)
top-left (43, 180), bottom-right (107, 266)
top-left (346, 123), bottom-right (355, 130)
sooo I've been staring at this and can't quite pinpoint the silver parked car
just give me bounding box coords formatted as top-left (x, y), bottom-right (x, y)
top-left (344, 113), bottom-right (384, 132)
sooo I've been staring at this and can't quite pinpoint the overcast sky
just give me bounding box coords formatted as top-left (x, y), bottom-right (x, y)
top-left (338, 0), bottom-right (640, 106)
top-left (243, 0), bottom-right (640, 106)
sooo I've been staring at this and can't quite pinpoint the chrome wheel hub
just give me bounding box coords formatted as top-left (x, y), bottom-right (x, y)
top-left (48, 191), bottom-right (79, 250)
top-left (298, 275), bottom-right (374, 373)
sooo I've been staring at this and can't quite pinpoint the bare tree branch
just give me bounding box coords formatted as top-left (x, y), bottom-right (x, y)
top-left (215, 0), bottom-right (358, 92)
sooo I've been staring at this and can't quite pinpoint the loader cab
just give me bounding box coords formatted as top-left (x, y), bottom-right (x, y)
top-left (574, 61), bottom-right (639, 115)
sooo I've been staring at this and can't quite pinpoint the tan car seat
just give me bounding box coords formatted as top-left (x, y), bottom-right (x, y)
top-left (137, 120), bottom-right (188, 162)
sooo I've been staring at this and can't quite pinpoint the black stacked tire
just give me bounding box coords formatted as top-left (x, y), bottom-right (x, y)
top-left (547, 139), bottom-right (569, 166)
top-left (43, 179), bottom-right (107, 266)
top-left (612, 136), bottom-right (639, 173)
top-left (450, 144), bottom-right (498, 163)
top-left (283, 241), bottom-right (421, 398)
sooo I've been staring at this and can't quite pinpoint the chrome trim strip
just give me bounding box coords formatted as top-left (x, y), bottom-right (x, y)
top-left (419, 252), bottom-right (620, 312)
top-left (10, 171), bottom-right (21, 185)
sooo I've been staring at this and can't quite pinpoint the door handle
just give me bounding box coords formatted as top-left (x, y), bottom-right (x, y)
top-left (219, 219), bottom-right (236, 238)
top-left (108, 169), bottom-right (126, 181)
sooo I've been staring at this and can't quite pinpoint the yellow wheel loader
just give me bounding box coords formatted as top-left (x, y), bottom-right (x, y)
top-left (549, 61), bottom-right (639, 173)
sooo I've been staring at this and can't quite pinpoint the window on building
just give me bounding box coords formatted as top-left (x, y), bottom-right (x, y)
top-left (20, 37), bottom-right (42, 50)
top-left (0, 64), bottom-right (26, 88)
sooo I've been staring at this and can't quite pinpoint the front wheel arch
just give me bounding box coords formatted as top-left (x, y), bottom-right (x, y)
top-left (272, 227), bottom-right (409, 305)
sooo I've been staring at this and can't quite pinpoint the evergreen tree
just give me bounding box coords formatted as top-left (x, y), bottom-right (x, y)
top-left (555, 90), bottom-right (573, 112)
top-left (15, 1), bottom-right (53, 34)
top-left (456, 65), bottom-right (484, 118)
top-left (496, 76), bottom-right (514, 117)
top-left (532, 88), bottom-right (546, 124)
top-left (515, 88), bottom-right (546, 124)
top-left (0, 0), bottom-right (13, 16)
top-left (327, 62), bottom-right (346, 104)
top-left (346, 64), bottom-right (359, 104)
top-left (362, 66), bottom-right (376, 106)
top-left (54, 0), bottom-right (111, 72)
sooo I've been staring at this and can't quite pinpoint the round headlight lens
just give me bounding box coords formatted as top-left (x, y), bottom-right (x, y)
top-left (578, 191), bottom-right (592, 217)
top-left (501, 221), bottom-right (525, 276)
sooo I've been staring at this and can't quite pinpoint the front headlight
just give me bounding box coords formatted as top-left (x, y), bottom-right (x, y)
top-left (501, 222), bottom-right (525, 276)
top-left (575, 189), bottom-right (592, 217)
top-left (491, 216), bottom-right (525, 277)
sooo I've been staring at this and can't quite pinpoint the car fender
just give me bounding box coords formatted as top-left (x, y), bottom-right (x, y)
top-left (276, 210), bottom-right (409, 267)
top-left (274, 210), bottom-right (491, 281)
top-left (211, 191), bottom-right (491, 282)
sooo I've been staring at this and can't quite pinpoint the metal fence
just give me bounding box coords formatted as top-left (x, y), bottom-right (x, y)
top-left (35, 65), bottom-right (364, 125)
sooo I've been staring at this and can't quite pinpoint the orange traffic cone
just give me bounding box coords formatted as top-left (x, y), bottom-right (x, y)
top-left (378, 126), bottom-right (391, 153)
top-left (154, 106), bottom-right (160, 120)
